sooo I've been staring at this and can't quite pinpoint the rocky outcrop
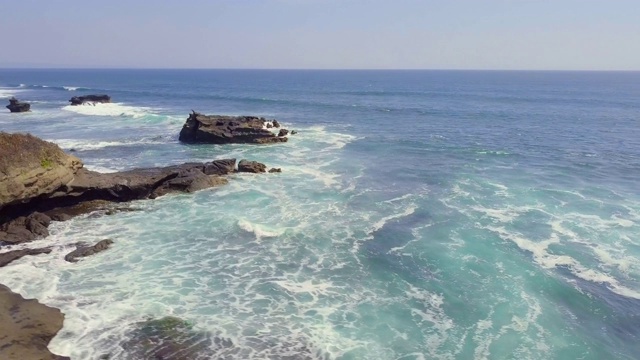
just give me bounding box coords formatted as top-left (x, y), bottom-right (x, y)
top-left (203, 158), bottom-right (236, 175)
top-left (268, 168), bottom-right (282, 173)
top-left (0, 133), bottom-right (82, 211)
top-left (238, 160), bottom-right (267, 173)
top-left (65, 239), bottom-right (113, 263)
top-left (272, 120), bottom-right (280, 128)
top-left (178, 111), bottom-right (288, 145)
top-left (6, 97), bottom-right (30, 113)
top-left (68, 95), bottom-right (111, 105)
top-left (0, 135), bottom-right (242, 244)
top-left (0, 247), bottom-right (51, 267)
top-left (278, 129), bottom-right (289, 137)
top-left (0, 285), bottom-right (69, 360)
top-left (0, 212), bottom-right (51, 244)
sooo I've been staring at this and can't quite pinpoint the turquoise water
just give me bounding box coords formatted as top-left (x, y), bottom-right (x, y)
top-left (0, 70), bottom-right (639, 359)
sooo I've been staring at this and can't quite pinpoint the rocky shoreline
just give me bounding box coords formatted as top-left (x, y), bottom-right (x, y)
top-left (0, 109), bottom-right (291, 358)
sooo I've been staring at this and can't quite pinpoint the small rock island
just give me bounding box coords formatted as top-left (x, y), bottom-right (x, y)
top-left (5, 97), bottom-right (31, 113)
top-left (179, 111), bottom-right (289, 144)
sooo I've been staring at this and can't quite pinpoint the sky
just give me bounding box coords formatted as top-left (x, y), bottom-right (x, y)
top-left (1, 0), bottom-right (639, 70)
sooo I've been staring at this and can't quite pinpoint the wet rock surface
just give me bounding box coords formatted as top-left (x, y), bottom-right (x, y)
top-left (0, 285), bottom-right (69, 360)
top-left (178, 111), bottom-right (288, 145)
top-left (65, 239), bottom-right (114, 263)
top-left (69, 94), bottom-right (111, 105)
top-left (238, 159), bottom-right (267, 173)
top-left (6, 97), bottom-right (30, 113)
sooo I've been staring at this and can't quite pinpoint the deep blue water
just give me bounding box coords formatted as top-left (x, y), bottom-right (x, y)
top-left (1, 69), bottom-right (639, 359)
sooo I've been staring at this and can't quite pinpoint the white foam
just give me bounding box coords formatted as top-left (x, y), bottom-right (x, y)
top-left (0, 88), bottom-right (20, 99)
top-left (62, 103), bottom-right (155, 118)
top-left (237, 219), bottom-right (286, 241)
top-left (487, 225), bottom-right (640, 300)
top-left (52, 137), bottom-right (168, 151)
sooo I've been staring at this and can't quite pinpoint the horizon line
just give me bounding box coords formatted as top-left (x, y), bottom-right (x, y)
top-left (1, 67), bottom-right (639, 72)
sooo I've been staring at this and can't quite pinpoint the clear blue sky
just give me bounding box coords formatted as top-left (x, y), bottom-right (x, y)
top-left (2, 0), bottom-right (639, 70)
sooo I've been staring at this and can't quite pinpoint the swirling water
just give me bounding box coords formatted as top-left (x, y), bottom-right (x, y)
top-left (1, 70), bottom-right (639, 359)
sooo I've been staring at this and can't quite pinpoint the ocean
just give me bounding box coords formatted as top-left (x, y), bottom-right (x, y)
top-left (0, 69), bottom-right (639, 359)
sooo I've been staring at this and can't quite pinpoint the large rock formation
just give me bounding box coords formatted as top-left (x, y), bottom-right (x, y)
top-left (0, 285), bottom-right (69, 360)
top-left (0, 133), bottom-right (242, 244)
top-left (5, 97), bottom-right (30, 113)
top-left (179, 111), bottom-right (288, 145)
top-left (0, 133), bottom-right (82, 210)
top-left (68, 95), bottom-right (111, 105)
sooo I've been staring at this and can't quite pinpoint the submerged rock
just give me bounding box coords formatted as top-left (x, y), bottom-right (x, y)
top-left (268, 168), bottom-right (282, 173)
top-left (64, 239), bottom-right (114, 263)
top-left (6, 97), bottom-right (31, 112)
top-left (291, 130), bottom-right (298, 135)
top-left (69, 94), bottom-right (111, 105)
top-left (122, 316), bottom-right (230, 360)
top-left (238, 159), bottom-right (267, 173)
top-left (178, 111), bottom-right (288, 145)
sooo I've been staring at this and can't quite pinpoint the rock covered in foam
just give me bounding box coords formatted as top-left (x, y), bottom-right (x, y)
top-left (6, 97), bottom-right (31, 113)
top-left (68, 94), bottom-right (111, 105)
top-left (178, 111), bottom-right (288, 145)
top-left (64, 239), bottom-right (114, 263)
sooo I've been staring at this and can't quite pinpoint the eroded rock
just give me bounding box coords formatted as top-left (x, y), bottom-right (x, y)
top-left (69, 95), bottom-right (111, 105)
top-left (64, 239), bottom-right (114, 263)
top-left (238, 160), bottom-right (267, 173)
top-left (0, 285), bottom-right (69, 360)
top-left (0, 247), bottom-right (51, 267)
top-left (178, 111), bottom-right (288, 145)
top-left (6, 97), bottom-right (31, 113)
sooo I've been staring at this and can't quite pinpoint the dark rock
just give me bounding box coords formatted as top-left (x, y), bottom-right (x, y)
top-left (268, 168), bottom-right (282, 173)
top-left (278, 129), bottom-right (289, 137)
top-left (122, 316), bottom-right (229, 360)
top-left (266, 123), bottom-right (273, 128)
top-left (0, 247), bottom-right (51, 267)
top-left (291, 130), bottom-right (298, 135)
top-left (0, 285), bottom-right (69, 360)
top-left (272, 120), bottom-right (281, 128)
top-left (178, 111), bottom-right (288, 145)
top-left (69, 95), bottom-right (111, 105)
top-left (6, 97), bottom-right (31, 113)
top-left (238, 160), bottom-right (267, 173)
top-left (0, 212), bottom-right (51, 244)
top-left (64, 239), bottom-right (114, 263)
top-left (203, 158), bottom-right (236, 175)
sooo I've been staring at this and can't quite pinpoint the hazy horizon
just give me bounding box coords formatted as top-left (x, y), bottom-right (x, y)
top-left (2, 0), bottom-right (639, 71)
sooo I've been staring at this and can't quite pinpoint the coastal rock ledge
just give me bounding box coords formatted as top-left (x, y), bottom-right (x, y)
top-left (0, 285), bottom-right (69, 360)
top-left (0, 132), bottom-right (239, 244)
top-left (179, 111), bottom-right (289, 144)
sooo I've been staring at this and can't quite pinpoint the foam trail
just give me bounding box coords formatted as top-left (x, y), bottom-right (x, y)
top-left (62, 103), bottom-right (155, 118)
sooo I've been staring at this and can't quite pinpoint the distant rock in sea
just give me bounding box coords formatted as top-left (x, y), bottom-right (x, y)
top-left (5, 97), bottom-right (30, 112)
top-left (69, 94), bottom-right (111, 105)
top-left (178, 111), bottom-right (288, 145)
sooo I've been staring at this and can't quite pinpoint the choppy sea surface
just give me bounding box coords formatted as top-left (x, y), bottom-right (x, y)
top-left (1, 69), bottom-right (639, 359)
